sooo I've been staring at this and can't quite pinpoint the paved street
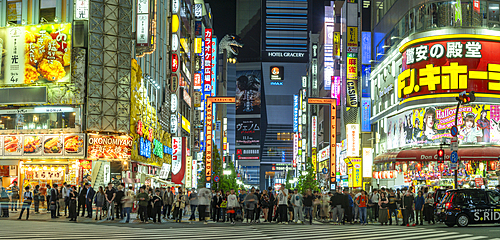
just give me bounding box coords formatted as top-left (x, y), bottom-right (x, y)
top-left (2, 212), bottom-right (500, 239)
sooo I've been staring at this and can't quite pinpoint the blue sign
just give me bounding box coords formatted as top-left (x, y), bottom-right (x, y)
top-left (361, 32), bottom-right (372, 65)
top-left (451, 126), bottom-right (458, 137)
top-left (281, 151), bottom-right (286, 162)
top-left (206, 183), bottom-right (211, 188)
top-left (139, 137), bottom-right (151, 158)
top-left (195, 21), bottom-right (202, 37)
top-left (361, 98), bottom-right (371, 132)
top-left (361, 65), bottom-right (371, 98)
top-left (293, 95), bottom-right (299, 132)
top-left (450, 151), bottom-right (458, 163)
top-left (322, 168), bottom-right (328, 174)
top-left (214, 175), bottom-right (219, 182)
top-left (163, 145), bottom-right (173, 155)
top-left (270, 82), bottom-right (283, 85)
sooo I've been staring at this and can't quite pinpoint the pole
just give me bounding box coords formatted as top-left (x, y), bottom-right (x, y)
top-left (454, 102), bottom-right (460, 189)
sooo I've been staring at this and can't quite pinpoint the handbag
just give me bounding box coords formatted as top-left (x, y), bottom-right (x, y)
top-left (50, 204), bottom-right (56, 210)
top-left (227, 209), bottom-right (235, 214)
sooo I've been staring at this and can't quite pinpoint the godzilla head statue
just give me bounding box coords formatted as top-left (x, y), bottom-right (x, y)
top-left (219, 34), bottom-right (243, 59)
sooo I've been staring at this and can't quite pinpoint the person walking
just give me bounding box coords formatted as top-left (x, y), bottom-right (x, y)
top-left (277, 184), bottom-right (288, 224)
top-left (115, 185), bottom-right (125, 220)
top-left (343, 189), bottom-right (353, 224)
top-left (424, 193), bottom-right (435, 224)
top-left (303, 189), bottom-right (314, 225)
top-left (105, 183), bottom-right (116, 220)
top-left (387, 189), bottom-right (398, 225)
top-left (356, 191), bottom-right (368, 225)
top-left (68, 186), bottom-right (78, 222)
top-left (122, 190), bottom-right (134, 223)
top-left (221, 191), bottom-right (228, 222)
top-left (61, 183), bottom-right (68, 217)
top-left (330, 189), bottom-right (344, 224)
top-left (49, 184), bottom-right (58, 218)
top-left (9, 181), bottom-right (19, 212)
top-left (198, 188), bottom-right (211, 223)
top-left (136, 186), bottom-right (149, 223)
top-left (227, 189), bottom-right (239, 225)
top-left (33, 185), bottom-right (40, 214)
top-left (86, 184), bottom-right (95, 218)
top-left (261, 190), bottom-right (270, 222)
top-left (267, 187), bottom-right (275, 222)
top-left (173, 187), bottom-right (186, 223)
top-left (94, 186), bottom-right (105, 220)
top-left (18, 186), bottom-right (33, 220)
top-left (238, 189), bottom-right (247, 221)
top-left (254, 189), bottom-right (262, 223)
top-left (244, 188), bottom-right (259, 224)
top-left (378, 192), bottom-right (389, 225)
top-left (45, 185), bottom-right (51, 213)
top-left (188, 188), bottom-right (198, 221)
top-left (163, 187), bottom-right (174, 219)
top-left (369, 189), bottom-right (379, 223)
top-left (291, 189), bottom-right (304, 224)
top-left (401, 189), bottom-right (415, 226)
top-left (152, 189), bottom-right (163, 223)
top-left (415, 191), bottom-right (425, 225)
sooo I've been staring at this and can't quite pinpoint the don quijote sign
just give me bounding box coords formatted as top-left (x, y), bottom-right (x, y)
top-left (420, 153), bottom-right (450, 160)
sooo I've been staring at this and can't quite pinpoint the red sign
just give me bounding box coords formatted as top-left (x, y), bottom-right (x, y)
top-left (475, 177), bottom-right (484, 187)
top-left (194, 73), bottom-right (201, 90)
top-left (87, 134), bottom-right (132, 160)
top-left (473, 0), bottom-right (480, 12)
top-left (399, 38), bottom-right (500, 101)
top-left (204, 29), bottom-right (212, 85)
top-left (172, 53), bottom-right (179, 72)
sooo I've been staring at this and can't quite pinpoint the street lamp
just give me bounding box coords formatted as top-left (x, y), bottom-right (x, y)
top-left (223, 170), bottom-right (232, 175)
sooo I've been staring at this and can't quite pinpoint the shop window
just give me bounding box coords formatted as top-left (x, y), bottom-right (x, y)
top-left (6, 0), bottom-right (22, 25)
top-left (0, 111), bottom-right (76, 130)
top-left (489, 3), bottom-right (500, 21)
top-left (40, 0), bottom-right (57, 22)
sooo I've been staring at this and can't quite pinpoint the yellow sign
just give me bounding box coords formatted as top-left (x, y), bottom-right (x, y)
top-left (334, 32), bottom-right (340, 57)
top-left (347, 27), bottom-right (358, 47)
top-left (348, 167), bottom-right (353, 187)
top-left (181, 115), bottom-right (190, 133)
top-left (347, 56), bottom-right (358, 80)
top-left (172, 15), bottom-right (179, 32)
top-left (208, 96), bottom-right (236, 103)
top-left (312, 148), bottom-right (317, 173)
top-left (351, 158), bottom-right (362, 188)
top-left (318, 160), bottom-right (328, 173)
top-left (195, 38), bottom-right (202, 54)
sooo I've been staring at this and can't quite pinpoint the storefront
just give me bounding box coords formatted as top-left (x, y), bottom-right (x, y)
top-left (371, 14), bottom-right (500, 189)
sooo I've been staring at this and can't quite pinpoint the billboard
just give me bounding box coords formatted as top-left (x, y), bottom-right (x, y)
top-left (0, 23), bottom-right (72, 85)
top-left (171, 137), bottom-right (186, 184)
top-left (386, 104), bottom-right (500, 150)
top-left (399, 37), bottom-right (500, 102)
top-left (361, 98), bottom-right (371, 132)
top-left (293, 95), bottom-right (299, 132)
top-left (346, 124), bottom-right (360, 157)
top-left (236, 70), bottom-right (261, 115)
top-left (87, 134), bottom-right (132, 160)
top-left (235, 118), bottom-right (260, 145)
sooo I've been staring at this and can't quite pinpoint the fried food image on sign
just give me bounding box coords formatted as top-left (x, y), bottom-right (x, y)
top-left (25, 31), bottom-right (39, 44)
top-left (64, 135), bottom-right (83, 153)
top-left (44, 137), bottom-right (61, 153)
top-left (25, 43), bottom-right (44, 66)
top-left (38, 59), bottom-right (65, 81)
top-left (5, 136), bottom-right (19, 153)
top-left (24, 136), bottom-right (41, 153)
top-left (24, 64), bottom-right (40, 84)
top-left (55, 50), bottom-right (70, 67)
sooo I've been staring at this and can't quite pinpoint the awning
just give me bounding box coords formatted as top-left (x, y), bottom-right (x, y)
top-left (374, 147), bottom-right (500, 163)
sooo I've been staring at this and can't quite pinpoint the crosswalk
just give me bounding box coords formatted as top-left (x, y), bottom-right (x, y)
top-left (0, 220), bottom-right (496, 239)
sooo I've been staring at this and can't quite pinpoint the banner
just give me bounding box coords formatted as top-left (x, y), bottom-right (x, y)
top-left (386, 104), bottom-right (500, 150)
top-left (0, 23), bottom-right (72, 85)
top-left (0, 134), bottom-right (84, 158)
top-left (87, 134), bottom-right (132, 160)
top-left (171, 137), bottom-right (186, 184)
top-left (346, 79), bottom-right (359, 107)
top-left (361, 98), bottom-right (371, 132)
top-left (351, 158), bottom-right (362, 188)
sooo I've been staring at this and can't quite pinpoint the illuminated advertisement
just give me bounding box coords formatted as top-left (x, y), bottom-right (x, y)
top-left (331, 76), bottom-right (341, 105)
top-left (346, 79), bottom-right (359, 107)
top-left (347, 53), bottom-right (358, 80)
top-left (235, 118), bottom-right (260, 145)
top-left (361, 31), bottom-right (371, 65)
top-left (211, 37), bottom-right (217, 97)
top-left (236, 70), bottom-right (261, 115)
top-left (351, 157), bottom-right (362, 188)
top-left (312, 116), bottom-right (317, 148)
top-left (324, 22), bottom-right (334, 90)
top-left (387, 104), bottom-right (500, 150)
top-left (204, 29), bottom-right (212, 85)
top-left (270, 66), bottom-right (284, 81)
top-left (87, 134), bottom-right (132, 160)
top-left (361, 98), bottom-right (371, 132)
top-left (293, 133), bottom-right (298, 167)
top-left (293, 95), bottom-right (299, 132)
top-left (347, 27), bottom-right (358, 53)
top-left (171, 137), bottom-right (185, 184)
top-left (312, 148), bottom-right (317, 173)
top-left (0, 23), bottom-right (72, 85)
top-left (346, 124), bottom-right (360, 157)
top-left (399, 36), bottom-right (500, 103)
top-left (361, 65), bottom-right (371, 98)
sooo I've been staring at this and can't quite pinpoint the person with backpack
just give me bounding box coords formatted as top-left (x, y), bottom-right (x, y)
top-left (173, 187), bottom-right (186, 223)
top-left (244, 187), bottom-right (259, 224)
top-left (18, 186), bottom-right (33, 220)
top-left (49, 184), bottom-right (58, 218)
top-left (291, 189), bottom-right (303, 224)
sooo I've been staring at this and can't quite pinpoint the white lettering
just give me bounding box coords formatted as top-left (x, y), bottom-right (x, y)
top-left (268, 52), bottom-right (305, 58)
top-left (485, 211), bottom-right (490, 221)
top-left (474, 212), bottom-right (480, 221)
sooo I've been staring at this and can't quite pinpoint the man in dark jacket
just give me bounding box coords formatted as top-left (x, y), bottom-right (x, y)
top-left (50, 184), bottom-right (58, 218)
top-left (115, 186), bottom-right (125, 219)
top-left (268, 187), bottom-right (275, 222)
top-left (401, 190), bottom-right (415, 226)
top-left (330, 190), bottom-right (344, 224)
top-left (212, 190), bottom-right (223, 222)
top-left (254, 189), bottom-right (262, 222)
top-left (85, 184), bottom-right (95, 218)
top-left (78, 184), bottom-right (87, 217)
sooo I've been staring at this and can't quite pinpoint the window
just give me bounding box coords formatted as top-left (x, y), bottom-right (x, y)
top-left (489, 3), bottom-right (499, 21)
top-left (488, 191), bottom-right (500, 205)
top-left (6, 0), bottom-right (22, 25)
top-left (40, 0), bottom-right (57, 22)
top-left (0, 111), bottom-right (77, 130)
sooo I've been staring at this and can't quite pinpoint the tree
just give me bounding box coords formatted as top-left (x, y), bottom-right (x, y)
top-left (296, 157), bottom-right (319, 194)
top-left (285, 170), bottom-right (293, 189)
top-left (220, 159), bottom-right (238, 192)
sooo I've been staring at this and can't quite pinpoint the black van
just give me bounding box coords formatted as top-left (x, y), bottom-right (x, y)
top-left (435, 189), bottom-right (500, 227)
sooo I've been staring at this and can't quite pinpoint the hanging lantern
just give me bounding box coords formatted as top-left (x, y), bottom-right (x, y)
top-left (373, 172), bottom-right (378, 179)
top-left (417, 163), bottom-right (422, 172)
top-left (403, 163), bottom-right (408, 172)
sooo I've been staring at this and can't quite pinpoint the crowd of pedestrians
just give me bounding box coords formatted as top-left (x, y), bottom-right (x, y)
top-left (0, 180), bottom-right (441, 226)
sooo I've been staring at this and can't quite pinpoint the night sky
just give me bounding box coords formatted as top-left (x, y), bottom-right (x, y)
top-left (206, 0), bottom-right (237, 39)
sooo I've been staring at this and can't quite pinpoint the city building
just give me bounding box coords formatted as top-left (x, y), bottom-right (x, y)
top-left (370, 0), bottom-right (500, 189)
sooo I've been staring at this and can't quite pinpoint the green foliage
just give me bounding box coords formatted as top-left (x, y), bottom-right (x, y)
top-left (285, 170), bottom-right (293, 189)
top-left (220, 159), bottom-right (238, 192)
top-left (296, 157), bottom-right (319, 194)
